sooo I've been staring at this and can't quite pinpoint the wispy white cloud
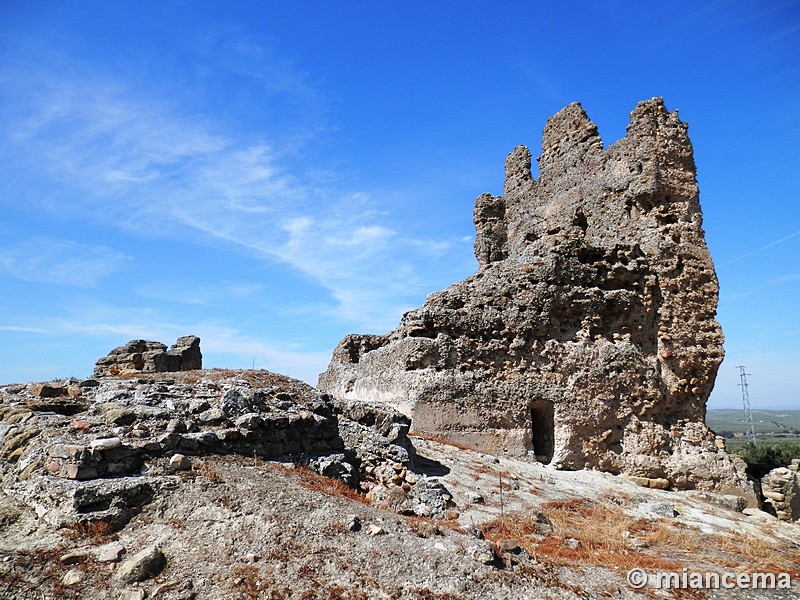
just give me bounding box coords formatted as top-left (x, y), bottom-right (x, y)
top-left (134, 280), bottom-right (263, 306)
top-left (728, 270), bottom-right (800, 300)
top-left (0, 325), bottom-right (50, 334)
top-left (0, 239), bottom-right (129, 287)
top-left (766, 273), bottom-right (800, 286)
top-left (0, 51), bottom-right (466, 332)
top-left (195, 324), bottom-right (331, 382)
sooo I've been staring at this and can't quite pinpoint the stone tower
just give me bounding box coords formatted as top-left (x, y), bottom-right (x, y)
top-left (320, 99), bottom-right (750, 495)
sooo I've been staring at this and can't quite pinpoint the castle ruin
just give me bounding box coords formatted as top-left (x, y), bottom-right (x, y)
top-left (320, 98), bottom-right (751, 496)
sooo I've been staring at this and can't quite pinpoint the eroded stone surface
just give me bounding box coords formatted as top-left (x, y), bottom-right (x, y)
top-left (319, 98), bottom-right (751, 498)
top-left (93, 336), bottom-right (202, 378)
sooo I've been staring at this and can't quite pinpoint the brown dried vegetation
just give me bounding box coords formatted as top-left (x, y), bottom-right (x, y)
top-left (64, 519), bottom-right (113, 543)
top-left (193, 462), bottom-right (223, 483)
top-left (278, 463), bottom-right (370, 505)
top-left (478, 498), bottom-right (800, 577)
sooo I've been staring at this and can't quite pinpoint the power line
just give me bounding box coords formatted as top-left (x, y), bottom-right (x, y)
top-left (736, 366), bottom-right (756, 444)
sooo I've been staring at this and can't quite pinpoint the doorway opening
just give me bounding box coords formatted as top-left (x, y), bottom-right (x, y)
top-left (530, 400), bottom-right (554, 464)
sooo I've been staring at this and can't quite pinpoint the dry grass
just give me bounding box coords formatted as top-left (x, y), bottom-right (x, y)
top-left (480, 511), bottom-right (551, 549)
top-left (628, 518), bottom-right (703, 551)
top-left (321, 521), bottom-right (351, 536)
top-left (714, 532), bottom-right (800, 576)
top-left (184, 368), bottom-right (300, 386)
top-left (481, 499), bottom-right (686, 572)
top-left (479, 498), bottom-right (800, 578)
top-left (231, 561), bottom-right (377, 600)
top-left (64, 519), bottom-right (113, 543)
top-left (194, 462), bottom-right (223, 483)
top-left (232, 565), bottom-right (291, 599)
top-left (406, 514), bottom-right (464, 535)
top-left (468, 463), bottom-right (495, 476)
top-left (107, 368), bottom-right (309, 392)
top-left (1, 548), bottom-right (90, 599)
top-left (407, 589), bottom-right (465, 600)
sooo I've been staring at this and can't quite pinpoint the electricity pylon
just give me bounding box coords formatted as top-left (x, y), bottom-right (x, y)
top-left (737, 366), bottom-right (756, 443)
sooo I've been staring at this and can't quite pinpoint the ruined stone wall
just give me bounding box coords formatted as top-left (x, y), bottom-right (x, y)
top-left (93, 336), bottom-right (202, 378)
top-left (319, 98), bottom-right (751, 497)
top-left (0, 366), bottom-right (446, 529)
top-left (762, 460), bottom-right (800, 522)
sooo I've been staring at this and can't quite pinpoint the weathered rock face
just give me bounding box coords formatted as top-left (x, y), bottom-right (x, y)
top-left (93, 335), bottom-right (202, 378)
top-left (320, 98), bottom-right (751, 497)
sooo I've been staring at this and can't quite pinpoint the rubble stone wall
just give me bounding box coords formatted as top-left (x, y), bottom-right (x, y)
top-left (93, 336), bottom-right (202, 378)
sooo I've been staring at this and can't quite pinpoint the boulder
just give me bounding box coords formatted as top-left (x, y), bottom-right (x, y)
top-left (115, 546), bottom-right (166, 583)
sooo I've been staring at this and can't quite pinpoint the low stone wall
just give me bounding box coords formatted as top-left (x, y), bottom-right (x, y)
top-left (761, 459), bottom-right (800, 522)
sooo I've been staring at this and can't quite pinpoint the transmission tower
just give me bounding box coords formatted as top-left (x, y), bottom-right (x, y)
top-left (737, 366), bottom-right (756, 443)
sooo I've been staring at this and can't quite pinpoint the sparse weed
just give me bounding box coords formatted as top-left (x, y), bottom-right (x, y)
top-left (233, 565), bottom-right (277, 599)
top-left (478, 497), bottom-right (800, 576)
top-left (481, 499), bottom-right (682, 572)
top-left (406, 514), bottom-right (464, 535)
top-left (321, 521), bottom-right (350, 536)
top-left (714, 532), bottom-right (800, 576)
top-left (194, 462), bottom-right (223, 483)
top-left (64, 519), bottom-right (113, 543)
top-left (408, 588), bottom-right (466, 600)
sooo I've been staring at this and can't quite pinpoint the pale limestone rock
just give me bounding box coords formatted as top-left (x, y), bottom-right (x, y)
top-left (62, 568), bottom-right (85, 586)
top-left (169, 453), bottom-right (191, 471)
top-left (96, 540), bottom-right (126, 563)
top-left (116, 546), bottom-right (166, 583)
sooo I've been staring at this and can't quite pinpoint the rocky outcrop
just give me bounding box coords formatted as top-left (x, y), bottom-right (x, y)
top-left (319, 98), bottom-right (752, 499)
top-left (761, 460), bottom-right (800, 522)
top-left (93, 336), bottom-right (202, 378)
top-left (0, 362), bottom-right (452, 530)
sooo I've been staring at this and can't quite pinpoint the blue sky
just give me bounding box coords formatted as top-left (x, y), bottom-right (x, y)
top-left (1, 1), bottom-right (798, 409)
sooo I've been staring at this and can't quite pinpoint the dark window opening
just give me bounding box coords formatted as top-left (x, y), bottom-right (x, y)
top-left (530, 400), bottom-right (554, 464)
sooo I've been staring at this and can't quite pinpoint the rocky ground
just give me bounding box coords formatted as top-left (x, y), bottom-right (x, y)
top-left (1, 371), bottom-right (799, 599)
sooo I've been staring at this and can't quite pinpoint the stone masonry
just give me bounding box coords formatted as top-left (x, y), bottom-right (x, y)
top-left (761, 460), bottom-right (800, 522)
top-left (319, 98), bottom-right (752, 498)
top-left (0, 341), bottom-right (449, 528)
